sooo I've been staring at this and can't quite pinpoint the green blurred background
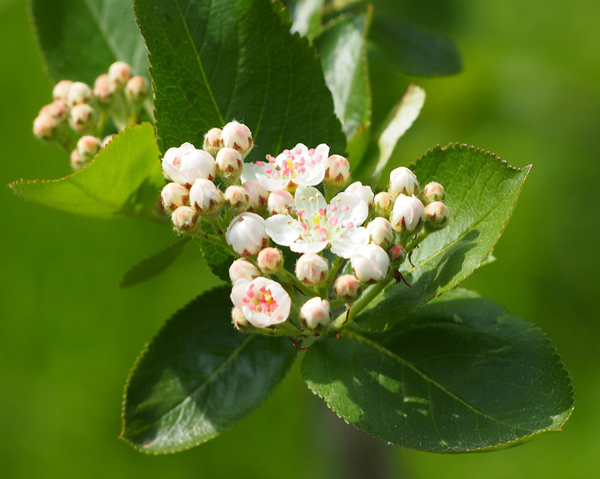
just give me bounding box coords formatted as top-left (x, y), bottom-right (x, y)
top-left (1, 0), bottom-right (598, 477)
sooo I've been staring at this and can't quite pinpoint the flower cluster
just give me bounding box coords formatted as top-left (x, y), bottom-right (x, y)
top-left (159, 123), bottom-right (450, 340)
top-left (32, 61), bottom-right (150, 171)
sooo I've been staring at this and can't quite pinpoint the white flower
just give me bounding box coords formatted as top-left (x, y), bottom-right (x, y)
top-left (229, 259), bottom-right (261, 283)
top-left (345, 181), bottom-right (374, 207)
top-left (162, 142), bottom-right (216, 186)
top-left (366, 217), bottom-right (394, 247)
top-left (351, 244), bottom-right (390, 283)
top-left (390, 194), bottom-right (426, 233)
top-left (231, 277), bottom-right (291, 328)
top-left (242, 143), bottom-right (330, 191)
top-left (226, 212), bottom-right (269, 256)
top-left (265, 186), bottom-right (369, 258)
top-left (389, 166), bottom-right (419, 197)
top-left (300, 297), bottom-right (331, 330)
top-left (189, 178), bottom-right (224, 215)
top-left (295, 253), bottom-right (329, 286)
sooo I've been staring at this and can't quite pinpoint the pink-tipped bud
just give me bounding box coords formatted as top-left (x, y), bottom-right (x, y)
top-left (162, 143), bottom-right (216, 186)
top-left (232, 307), bottom-right (251, 331)
top-left (171, 206), bottom-right (197, 234)
top-left (345, 181), bottom-right (374, 207)
top-left (366, 217), bottom-right (394, 247)
top-left (161, 183), bottom-right (190, 211)
top-left (203, 128), bottom-right (223, 156)
top-left (351, 244), bottom-right (390, 283)
top-left (108, 61), bottom-right (132, 89)
top-left (334, 274), bottom-right (361, 300)
top-left (324, 155), bottom-right (351, 187)
top-left (224, 185), bottom-right (250, 211)
top-left (94, 74), bottom-right (115, 105)
top-left (425, 201), bottom-right (450, 230)
top-left (221, 121), bottom-right (253, 156)
top-left (68, 104), bottom-right (97, 133)
top-left (101, 135), bottom-right (114, 148)
top-left (390, 194), bottom-right (426, 234)
top-left (226, 212), bottom-right (269, 256)
top-left (189, 178), bottom-right (224, 215)
top-left (76, 135), bottom-right (102, 162)
top-left (33, 114), bottom-right (59, 140)
top-left (267, 190), bottom-right (295, 215)
top-left (389, 244), bottom-right (406, 265)
top-left (67, 82), bottom-right (93, 108)
top-left (125, 76), bottom-right (149, 103)
top-left (423, 182), bottom-right (445, 203)
top-left (295, 253), bottom-right (328, 286)
top-left (300, 297), bottom-right (331, 330)
top-left (53, 80), bottom-right (73, 102)
top-left (229, 258), bottom-right (261, 283)
top-left (242, 180), bottom-right (269, 211)
top-left (216, 147), bottom-right (243, 184)
top-left (40, 100), bottom-right (69, 122)
top-left (70, 148), bottom-right (84, 171)
top-left (257, 247), bottom-right (284, 274)
top-left (374, 192), bottom-right (394, 217)
top-left (389, 166), bottom-right (419, 197)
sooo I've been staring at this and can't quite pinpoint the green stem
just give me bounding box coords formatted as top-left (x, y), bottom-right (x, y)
top-left (319, 256), bottom-right (344, 297)
top-left (277, 269), bottom-right (315, 298)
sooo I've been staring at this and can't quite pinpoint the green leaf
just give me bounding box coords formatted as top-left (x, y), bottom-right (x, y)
top-left (316, 10), bottom-right (372, 160)
top-left (31, 0), bottom-right (149, 84)
top-left (120, 237), bottom-right (191, 288)
top-left (280, 0), bottom-right (324, 38)
top-left (356, 144), bottom-right (531, 331)
top-left (303, 289), bottom-right (574, 453)
top-left (134, 0), bottom-right (346, 157)
top-left (195, 222), bottom-right (235, 283)
top-left (10, 123), bottom-right (163, 220)
top-left (121, 286), bottom-right (298, 453)
top-left (368, 17), bottom-right (462, 77)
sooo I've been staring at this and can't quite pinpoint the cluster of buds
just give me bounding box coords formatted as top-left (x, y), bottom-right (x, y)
top-left (159, 123), bottom-right (450, 340)
top-left (32, 61), bottom-right (150, 171)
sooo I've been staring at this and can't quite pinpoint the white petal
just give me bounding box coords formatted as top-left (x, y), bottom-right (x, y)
top-left (248, 312), bottom-right (272, 328)
top-left (330, 192), bottom-right (368, 226)
top-left (241, 162), bottom-right (262, 183)
top-left (330, 227), bottom-right (369, 258)
top-left (295, 186), bottom-right (327, 218)
top-left (265, 215), bottom-right (301, 246)
top-left (290, 239), bottom-right (328, 255)
top-left (231, 279), bottom-right (250, 310)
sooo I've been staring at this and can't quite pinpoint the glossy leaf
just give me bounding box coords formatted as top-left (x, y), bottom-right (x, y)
top-left (369, 17), bottom-right (462, 77)
top-left (120, 237), bottom-right (191, 288)
top-left (303, 289), bottom-right (574, 452)
top-left (31, 0), bottom-right (149, 84)
top-left (122, 286), bottom-right (298, 453)
top-left (10, 123), bottom-right (163, 220)
top-left (195, 222), bottom-right (235, 283)
top-left (356, 144), bottom-right (531, 331)
top-left (280, 0), bottom-right (324, 38)
top-left (134, 0), bottom-right (346, 158)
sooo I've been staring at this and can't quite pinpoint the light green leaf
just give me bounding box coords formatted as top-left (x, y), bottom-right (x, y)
top-left (121, 286), bottom-right (298, 453)
top-left (303, 289), bottom-right (574, 452)
top-left (31, 0), bottom-right (149, 84)
top-left (356, 144), bottom-right (531, 331)
top-left (134, 0), bottom-right (346, 158)
top-left (280, 0), bottom-right (324, 38)
top-left (10, 123), bottom-right (163, 220)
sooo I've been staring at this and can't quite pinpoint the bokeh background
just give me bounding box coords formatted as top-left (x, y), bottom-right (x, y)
top-left (1, 0), bottom-right (598, 477)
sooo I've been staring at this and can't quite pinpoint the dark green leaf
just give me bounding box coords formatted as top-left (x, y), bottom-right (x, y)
top-left (31, 0), bottom-right (149, 84)
top-left (10, 123), bottom-right (163, 220)
top-left (134, 0), bottom-right (346, 157)
top-left (195, 222), bottom-right (235, 283)
top-left (369, 17), bottom-right (462, 77)
top-left (303, 289), bottom-right (574, 452)
top-left (280, 0), bottom-right (324, 38)
top-left (120, 237), bottom-right (191, 288)
top-left (121, 286), bottom-right (298, 453)
top-left (357, 144), bottom-right (531, 331)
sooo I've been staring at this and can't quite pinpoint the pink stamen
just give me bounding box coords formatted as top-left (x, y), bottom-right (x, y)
top-left (248, 303), bottom-right (256, 311)
top-left (301, 222), bottom-right (308, 230)
top-left (329, 217), bottom-right (338, 226)
top-left (341, 205), bottom-right (349, 212)
top-left (319, 235), bottom-right (327, 242)
top-left (260, 286), bottom-right (267, 293)
top-left (320, 228), bottom-right (327, 235)
top-left (346, 222), bottom-right (354, 229)
top-left (330, 204), bottom-right (338, 212)
top-left (268, 156), bottom-right (276, 164)
top-left (297, 211), bottom-right (303, 217)
top-left (265, 167), bottom-right (272, 174)
top-left (319, 208), bottom-right (326, 216)
top-left (255, 161), bottom-right (264, 166)
top-left (308, 148), bottom-right (315, 155)
top-left (313, 225), bottom-right (320, 231)
top-left (243, 297), bottom-right (250, 303)
top-left (295, 147), bottom-right (302, 155)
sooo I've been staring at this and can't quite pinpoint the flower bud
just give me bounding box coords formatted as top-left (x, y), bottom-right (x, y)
top-left (366, 217), bottom-right (394, 247)
top-left (125, 76), bottom-right (149, 103)
top-left (231, 307), bottom-right (251, 331)
top-left (33, 114), bottom-right (59, 140)
top-left (267, 190), bottom-right (294, 215)
top-left (40, 100), bottom-right (69, 122)
top-left (425, 201), bottom-right (450, 230)
top-left (390, 194), bottom-right (426, 234)
top-left (229, 258), bottom-right (261, 283)
top-left (70, 148), bottom-right (85, 171)
top-left (374, 192), bottom-right (394, 217)
top-left (94, 74), bottom-right (115, 105)
top-left (300, 297), bottom-right (331, 330)
top-left (68, 104), bottom-right (97, 134)
top-left (242, 180), bottom-right (269, 211)
top-left (389, 244), bottom-right (406, 266)
top-left (76, 135), bottom-right (102, 163)
top-left (224, 185), bottom-right (250, 211)
top-left (295, 253), bottom-right (328, 286)
top-left (324, 155), bottom-right (350, 187)
top-left (101, 135), bottom-right (114, 148)
top-left (203, 128), bottom-right (223, 156)
top-left (108, 61), bottom-right (132, 89)
top-left (161, 182), bottom-right (189, 211)
top-left (345, 181), bottom-right (374, 207)
top-left (216, 147), bottom-right (243, 184)
top-left (334, 274), bottom-right (361, 300)
top-left (171, 206), bottom-right (197, 233)
top-left (351, 244), bottom-right (390, 283)
top-left (189, 178), bottom-right (224, 215)
top-left (226, 212), bottom-right (269, 256)
top-left (67, 82), bottom-right (93, 108)
top-left (257, 247), bottom-right (284, 274)
top-left (53, 80), bottom-right (73, 102)
top-left (423, 182), bottom-right (445, 203)
top-left (162, 142), bottom-right (216, 186)
top-left (389, 166), bottom-right (419, 197)
top-left (221, 121), bottom-right (253, 156)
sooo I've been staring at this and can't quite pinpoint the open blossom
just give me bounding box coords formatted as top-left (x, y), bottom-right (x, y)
top-left (242, 143), bottom-right (330, 191)
top-left (162, 142), bottom-right (215, 186)
top-left (265, 186), bottom-right (369, 258)
top-left (231, 277), bottom-right (291, 328)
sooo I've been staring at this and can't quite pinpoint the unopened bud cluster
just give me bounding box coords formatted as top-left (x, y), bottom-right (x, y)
top-left (33, 62), bottom-right (150, 171)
